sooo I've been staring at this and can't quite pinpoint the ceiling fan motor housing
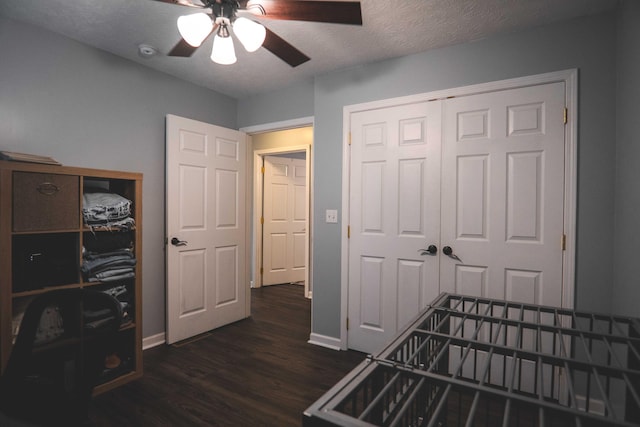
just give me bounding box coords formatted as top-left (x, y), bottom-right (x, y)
top-left (211, 0), bottom-right (239, 19)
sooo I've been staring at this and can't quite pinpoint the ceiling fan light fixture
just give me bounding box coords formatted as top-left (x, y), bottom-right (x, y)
top-left (233, 17), bottom-right (266, 53)
top-left (217, 21), bottom-right (231, 38)
top-left (211, 32), bottom-right (237, 65)
top-left (177, 12), bottom-right (213, 47)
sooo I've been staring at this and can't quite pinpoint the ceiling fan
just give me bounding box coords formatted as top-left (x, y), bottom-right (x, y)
top-left (152, 0), bottom-right (363, 66)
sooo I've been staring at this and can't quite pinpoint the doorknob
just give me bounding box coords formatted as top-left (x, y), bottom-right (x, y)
top-left (420, 245), bottom-right (438, 256)
top-left (171, 237), bottom-right (188, 247)
top-left (443, 246), bottom-right (462, 261)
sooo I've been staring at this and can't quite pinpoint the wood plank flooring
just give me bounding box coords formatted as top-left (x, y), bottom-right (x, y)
top-left (89, 284), bottom-right (365, 426)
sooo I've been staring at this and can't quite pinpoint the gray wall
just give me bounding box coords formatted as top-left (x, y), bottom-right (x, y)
top-left (237, 79), bottom-right (314, 127)
top-left (0, 17), bottom-right (237, 338)
top-left (242, 12), bottom-right (619, 339)
top-left (613, 1), bottom-right (640, 318)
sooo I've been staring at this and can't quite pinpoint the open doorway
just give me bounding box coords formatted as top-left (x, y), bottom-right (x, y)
top-left (247, 125), bottom-right (313, 298)
top-left (261, 152), bottom-right (307, 288)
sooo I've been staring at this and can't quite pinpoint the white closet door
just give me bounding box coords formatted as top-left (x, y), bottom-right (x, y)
top-left (440, 82), bottom-right (566, 396)
top-left (347, 101), bottom-right (442, 353)
top-left (347, 81), bottom-right (567, 355)
top-left (440, 81), bottom-right (566, 308)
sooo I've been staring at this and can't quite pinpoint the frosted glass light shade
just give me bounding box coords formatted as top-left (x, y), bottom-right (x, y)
top-left (233, 17), bottom-right (266, 52)
top-left (177, 13), bottom-right (213, 47)
top-left (211, 34), bottom-right (237, 64)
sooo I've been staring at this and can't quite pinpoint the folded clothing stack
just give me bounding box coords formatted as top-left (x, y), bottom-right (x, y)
top-left (82, 191), bottom-right (135, 230)
top-left (82, 187), bottom-right (137, 283)
top-left (82, 248), bottom-right (135, 283)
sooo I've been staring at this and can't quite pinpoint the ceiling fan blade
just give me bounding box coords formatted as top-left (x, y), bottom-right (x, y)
top-left (168, 39), bottom-right (199, 57)
top-left (262, 28), bottom-right (310, 67)
top-left (168, 23), bottom-right (217, 57)
top-left (243, 0), bottom-right (362, 25)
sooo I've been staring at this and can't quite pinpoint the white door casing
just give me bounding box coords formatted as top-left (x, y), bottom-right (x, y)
top-left (241, 118), bottom-right (314, 298)
top-left (252, 145), bottom-right (312, 297)
top-left (166, 114), bottom-right (248, 344)
top-left (262, 155), bottom-right (307, 285)
top-left (347, 101), bottom-right (442, 353)
top-left (344, 72), bottom-right (576, 355)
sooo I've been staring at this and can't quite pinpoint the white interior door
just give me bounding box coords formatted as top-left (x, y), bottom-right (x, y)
top-left (440, 81), bottom-right (565, 306)
top-left (347, 81), bottom-right (567, 355)
top-left (262, 155), bottom-right (307, 285)
top-left (166, 114), bottom-right (248, 344)
top-left (441, 82), bottom-right (566, 393)
top-left (347, 101), bottom-right (442, 353)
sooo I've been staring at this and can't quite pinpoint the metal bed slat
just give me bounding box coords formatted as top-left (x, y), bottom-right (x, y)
top-left (537, 355), bottom-right (544, 402)
top-left (538, 406), bottom-right (545, 427)
top-left (430, 306), bottom-right (640, 348)
top-left (382, 362), bottom-right (640, 426)
top-left (411, 329), bottom-right (639, 380)
top-left (463, 391), bottom-right (481, 427)
top-left (424, 384), bottom-right (451, 427)
top-left (449, 295), bottom-right (635, 326)
top-left (501, 396), bottom-right (512, 427)
top-left (562, 360), bottom-right (579, 411)
top-left (535, 309), bottom-right (542, 399)
top-left (357, 371), bottom-right (402, 422)
top-left (612, 317), bottom-right (640, 362)
top-left (415, 310), bottom-right (640, 368)
top-left (600, 334), bottom-right (640, 410)
top-left (465, 345), bottom-right (497, 426)
top-left (589, 364), bottom-right (617, 419)
top-left (574, 314), bottom-right (618, 419)
top-left (387, 377), bottom-right (425, 427)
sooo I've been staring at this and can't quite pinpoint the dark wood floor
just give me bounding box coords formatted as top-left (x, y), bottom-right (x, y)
top-left (89, 284), bottom-right (365, 426)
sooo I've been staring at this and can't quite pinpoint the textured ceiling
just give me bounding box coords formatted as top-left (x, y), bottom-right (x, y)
top-left (0, 0), bottom-right (618, 99)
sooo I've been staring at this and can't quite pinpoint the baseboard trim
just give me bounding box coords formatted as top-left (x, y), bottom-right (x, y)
top-left (146, 331), bottom-right (342, 352)
top-left (308, 333), bottom-right (342, 351)
top-left (142, 332), bottom-right (166, 350)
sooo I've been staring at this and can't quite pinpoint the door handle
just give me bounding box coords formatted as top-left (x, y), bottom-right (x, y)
top-left (170, 237), bottom-right (188, 247)
top-left (420, 245), bottom-right (438, 256)
top-left (443, 246), bottom-right (462, 261)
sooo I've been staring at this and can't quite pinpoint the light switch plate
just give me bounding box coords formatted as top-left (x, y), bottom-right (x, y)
top-left (326, 209), bottom-right (338, 223)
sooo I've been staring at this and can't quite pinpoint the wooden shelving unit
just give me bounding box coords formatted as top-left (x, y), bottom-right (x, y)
top-left (0, 160), bottom-right (142, 394)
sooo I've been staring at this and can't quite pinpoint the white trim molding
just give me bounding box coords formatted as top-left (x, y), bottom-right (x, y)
top-left (240, 116), bottom-right (314, 134)
top-left (308, 333), bottom-right (342, 351)
top-left (142, 332), bottom-right (166, 350)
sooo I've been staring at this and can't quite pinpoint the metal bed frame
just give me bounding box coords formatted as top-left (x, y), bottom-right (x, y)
top-left (304, 293), bottom-right (640, 427)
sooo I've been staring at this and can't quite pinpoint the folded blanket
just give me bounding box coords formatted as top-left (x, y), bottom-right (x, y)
top-left (81, 253), bottom-right (136, 277)
top-left (83, 192), bottom-right (132, 226)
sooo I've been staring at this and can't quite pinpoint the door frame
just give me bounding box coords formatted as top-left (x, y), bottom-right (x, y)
top-left (241, 117), bottom-right (314, 299)
top-left (253, 146), bottom-right (311, 297)
top-left (340, 69), bottom-right (578, 350)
